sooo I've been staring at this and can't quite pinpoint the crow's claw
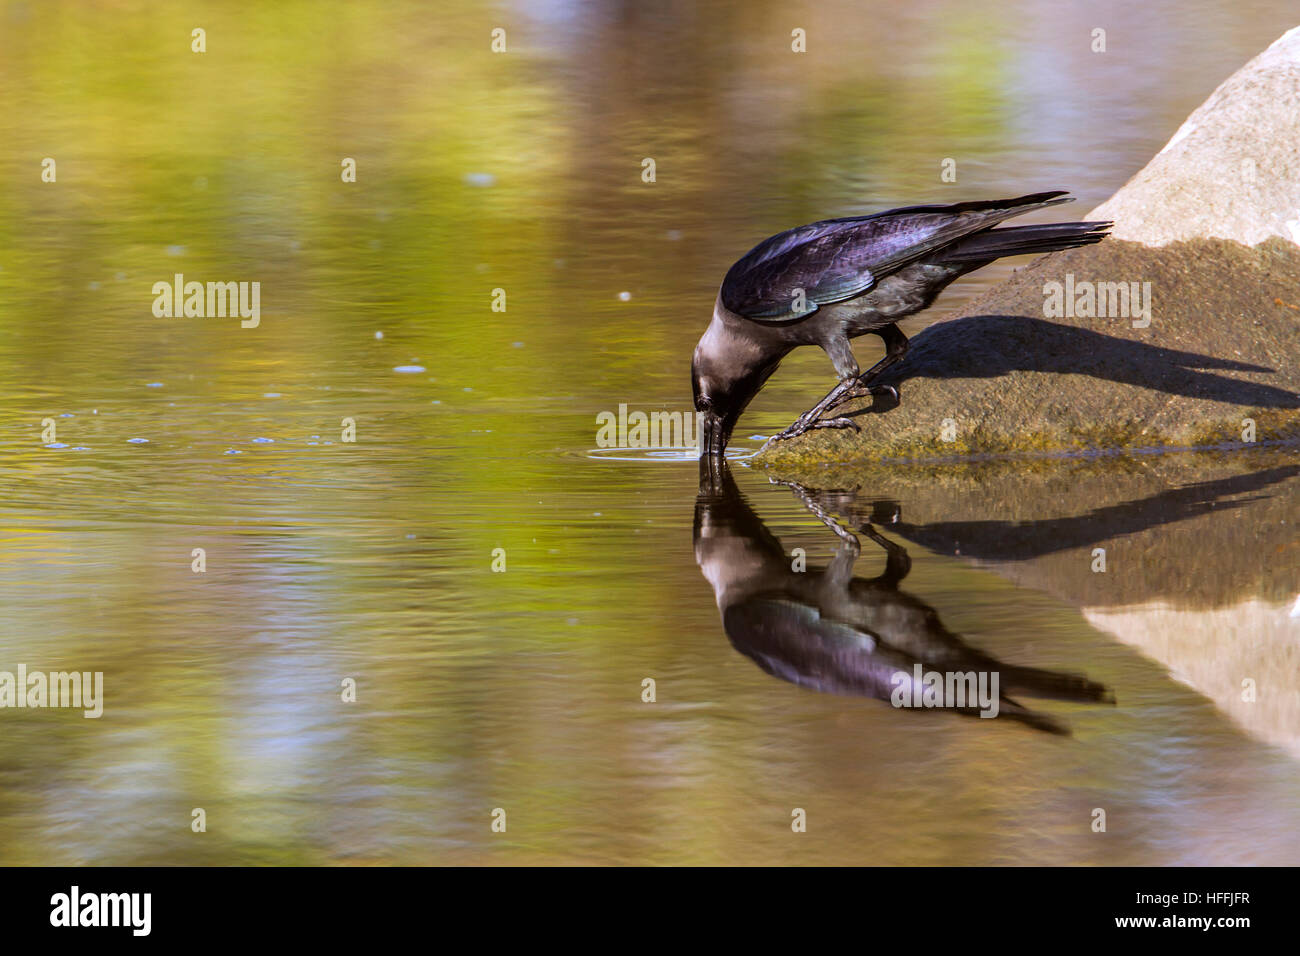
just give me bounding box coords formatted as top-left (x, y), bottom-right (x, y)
top-left (760, 413), bottom-right (860, 452)
top-left (810, 416), bottom-right (860, 432)
top-left (763, 421), bottom-right (815, 446)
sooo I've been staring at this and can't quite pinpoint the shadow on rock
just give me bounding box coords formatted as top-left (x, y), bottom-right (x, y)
top-left (867, 314), bottom-right (1298, 412)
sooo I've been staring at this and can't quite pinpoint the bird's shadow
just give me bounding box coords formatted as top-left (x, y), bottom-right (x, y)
top-left (853, 314), bottom-right (1298, 411)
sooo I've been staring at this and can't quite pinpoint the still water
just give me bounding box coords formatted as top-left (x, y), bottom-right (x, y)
top-left (1, 0), bottom-right (1298, 864)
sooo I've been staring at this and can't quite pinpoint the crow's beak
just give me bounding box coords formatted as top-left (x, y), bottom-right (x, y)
top-left (700, 411), bottom-right (728, 458)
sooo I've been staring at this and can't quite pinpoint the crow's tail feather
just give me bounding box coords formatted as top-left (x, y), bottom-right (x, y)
top-left (941, 220), bottom-right (1112, 263)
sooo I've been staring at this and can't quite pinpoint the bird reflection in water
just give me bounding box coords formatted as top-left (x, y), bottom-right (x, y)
top-left (694, 457), bottom-right (1113, 734)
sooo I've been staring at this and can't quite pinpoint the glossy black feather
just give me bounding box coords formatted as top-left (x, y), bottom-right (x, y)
top-left (720, 191), bottom-right (1072, 321)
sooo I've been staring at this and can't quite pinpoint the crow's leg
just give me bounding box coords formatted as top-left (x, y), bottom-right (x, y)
top-left (824, 324), bottom-right (908, 414)
top-left (758, 378), bottom-right (850, 448)
top-left (761, 328), bottom-right (905, 448)
top-left (858, 523), bottom-right (912, 586)
top-left (759, 382), bottom-right (894, 449)
top-left (861, 323), bottom-right (909, 381)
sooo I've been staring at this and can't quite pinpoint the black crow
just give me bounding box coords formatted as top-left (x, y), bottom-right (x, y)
top-left (691, 191), bottom-right (1111, 455)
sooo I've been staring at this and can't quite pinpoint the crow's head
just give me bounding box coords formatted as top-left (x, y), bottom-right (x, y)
top-left (692, 314), bottom-right (781, 457)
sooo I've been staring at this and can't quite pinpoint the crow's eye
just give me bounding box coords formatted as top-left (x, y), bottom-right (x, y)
top-left (697, 395), bottom-right (712, 412)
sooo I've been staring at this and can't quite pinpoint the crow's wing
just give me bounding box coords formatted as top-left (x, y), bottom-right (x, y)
top-left (720, 192), bottom-right (1071, 321)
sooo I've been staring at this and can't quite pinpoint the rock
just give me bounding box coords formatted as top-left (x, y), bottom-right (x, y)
top-left (756, 27), bottom-right (1300, 468)
top-left (1090, 26), bottom-right (1300, 248)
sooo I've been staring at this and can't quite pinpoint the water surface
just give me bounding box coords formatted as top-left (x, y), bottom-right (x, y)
top-left (1, 0), bottom-right (1298, 865)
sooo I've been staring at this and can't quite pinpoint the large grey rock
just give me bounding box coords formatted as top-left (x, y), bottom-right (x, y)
top-left (1090, 26), bottom-right (1300, 248)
